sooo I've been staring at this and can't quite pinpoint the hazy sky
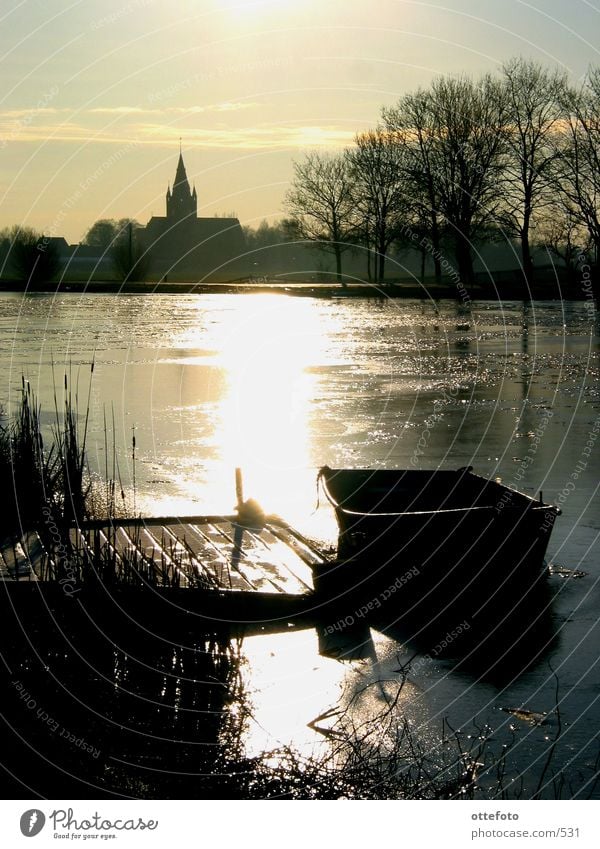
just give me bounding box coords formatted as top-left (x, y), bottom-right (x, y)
top-left (1, 0), bottom-right (598, 242)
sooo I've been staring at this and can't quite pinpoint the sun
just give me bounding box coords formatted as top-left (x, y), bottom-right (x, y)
top-left (217, 0), bottom-right (293, 18)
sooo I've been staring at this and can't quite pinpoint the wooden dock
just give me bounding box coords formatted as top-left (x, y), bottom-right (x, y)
top-left (0, 515), bottom-right (330, 625)
top-left (76, 515), bottom-right (321, 592)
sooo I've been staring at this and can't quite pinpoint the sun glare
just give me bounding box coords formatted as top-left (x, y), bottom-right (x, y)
top-left (217, 0), bottom-right (291, 19)
top-left (152, 295), bottom-right (332, 523)
top-left (216, 295), bottom-right (323, 515)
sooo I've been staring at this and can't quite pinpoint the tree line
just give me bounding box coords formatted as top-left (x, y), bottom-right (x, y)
top-left (3, 58), bottom-right (599, 290)
top-left (0, 218), bottom-right (149, 283)
top-left (81, 217), bottom-right (150, 280)
top-left (284, 58), bottom-right (600, 288)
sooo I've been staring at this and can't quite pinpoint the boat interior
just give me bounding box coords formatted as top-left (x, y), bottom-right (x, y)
top-left (321, 468), bottom-right (538, 515)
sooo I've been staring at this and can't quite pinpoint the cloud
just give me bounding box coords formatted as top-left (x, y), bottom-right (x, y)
top-left (167, 102), bottom-right (260, 114)
top-left (0, 109), bottom-right (354, 149)
top-left (136, 123), bottom-right (355, 149)
top-left (0, 107), bottom-right (71, 119)
top-left (212, 102), bottom-right (259, 112)
top-left (85, 102), bottom-right (259, 116)
top-left (87, 106), bottom-right (150, 115)
top-left (0, 120), bottom-right (92, 144)
top-left (136, 124), bottom-right (355, 150)
top-left (0, 101), bottom-right (260, 134)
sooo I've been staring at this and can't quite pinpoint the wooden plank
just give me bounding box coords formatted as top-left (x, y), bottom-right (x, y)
top-left (136, 526), bottom-right (190, 588)
top-left (245, 526), bottom-right (315, 591)
top-left (266, 522), bottom-right (329, 565)
top-left (0, 537), bottom-right (38, 581)
top-left (72, 525), bottom-right (161, 588)
top-left (179, 537), bottom-right (220, 589)
top-left (76, 514), bottom-right (239, 530)
top-left (70, 526), bottom-right (116, 578)
top-left (114, 526), bottom-right (162, 585)
top-left (232, 525), bottom-right (314, 590)
top-left (96, 528), bottom-right (127, 582)
top-left (186, 523), bottom-right (250, 590)
top-left (224, 525), bottom-right (309, 594)
top-left (69, 526), bottom-right (92, 566)
top-left (181, 521), bottom-right (315, 595)
top-left (207, 523), bottom-right (287, 593)
top-left (0, 541), bottom-right (13, 581)
top-left (161, 525), bottom-right (216, 589)
top-left (180, 523), bottom-right (232, 588)
top-left (21, 531), bottom-right (53, 580)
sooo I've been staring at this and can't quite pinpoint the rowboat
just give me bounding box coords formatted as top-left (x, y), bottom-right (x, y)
top-left (316, 465), bottom-right (561, 616)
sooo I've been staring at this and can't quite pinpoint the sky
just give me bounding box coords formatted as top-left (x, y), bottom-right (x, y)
top-left (0, 0), bottom-right (599, 243)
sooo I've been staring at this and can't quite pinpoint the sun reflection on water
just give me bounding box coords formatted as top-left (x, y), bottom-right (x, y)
top-left (160, 295), bottom-right (335, 531)
top-left (240, 628), bottom-right (427, 759)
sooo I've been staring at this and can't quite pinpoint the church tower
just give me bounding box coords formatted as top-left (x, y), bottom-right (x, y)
top-left (166, 145), bottom-right (197, 222)
top-left (143, 141), bottom-right (245, 277)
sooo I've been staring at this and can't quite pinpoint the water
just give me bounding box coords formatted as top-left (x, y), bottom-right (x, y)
top-left (1, 292), bottom-right (598, 797)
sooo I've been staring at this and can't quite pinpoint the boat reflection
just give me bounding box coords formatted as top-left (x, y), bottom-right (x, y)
top-left (239, 569), bottom-right (559, 761)
top-left (3, 549), bottom-right (560, 799)
top-left (370, 574), bottom-right (559, 687)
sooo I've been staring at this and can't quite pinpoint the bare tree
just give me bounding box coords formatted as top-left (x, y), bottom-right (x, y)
top-left (383, 75), bottom-right (508, 288)
top-left (111, 221), bottom-right (150, 282)
top-left (500, 58), bottom-right (567, 285)
top-left (82, 218), bottom-right (149, 281)
top-left (383, 90), bottom-right (444, 284)
top-left (427, 74), bottom-right (509, 287)
top-left (284, 152), bottom-right (356, 285)
top-left (346, 130), bottom-right (407, 284)
top-left (555, 68), bottom-right (600, 269)
top-left (535, 199), bottom-right (589, 283)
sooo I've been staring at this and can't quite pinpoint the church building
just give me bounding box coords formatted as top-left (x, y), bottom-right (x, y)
top-left (143, 148), bottom-right (246, 278)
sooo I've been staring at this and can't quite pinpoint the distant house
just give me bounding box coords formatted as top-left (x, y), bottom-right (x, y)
top-left (45, 236), bottom-right (70, 254)
top-left (143, 149), bottom-right (246, 278)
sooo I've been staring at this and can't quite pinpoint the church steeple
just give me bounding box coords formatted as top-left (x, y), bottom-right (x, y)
top-left (166, 144), bottom-right (197, 221)
top-left (173, 152), bottom-right (188, 189)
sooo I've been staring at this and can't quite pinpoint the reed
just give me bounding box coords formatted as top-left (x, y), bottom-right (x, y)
top-left (51, 365), bottom-right (91, 525)
top-left (213, 668), bottom-right (593, 800)
top-left (1, 371), bottom-right (227, 589)
top-left (66, 522), bottom-right (216, 589)
top-left (1, 380), bottom-right (61, 533)
top-left (1, 369), bottom-right (134, 537)
top-left (216, 680), bottom-right (490, 800)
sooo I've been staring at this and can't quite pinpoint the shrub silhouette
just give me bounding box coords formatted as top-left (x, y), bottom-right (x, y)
top-left (2, 226), bottom-right (62, 283)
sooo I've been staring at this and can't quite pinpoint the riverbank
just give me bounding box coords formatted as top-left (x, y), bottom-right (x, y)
top-left (0, 277), bottom-right (597, 300)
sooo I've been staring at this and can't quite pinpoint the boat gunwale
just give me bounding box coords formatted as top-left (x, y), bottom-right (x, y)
top-left (319, 466), bottom-right (561, 518)
top-left (332, 502), bottom-right (559, 519)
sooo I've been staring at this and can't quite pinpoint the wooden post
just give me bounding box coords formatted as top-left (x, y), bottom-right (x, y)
top-left (235, 467), bottom-right (244, 510)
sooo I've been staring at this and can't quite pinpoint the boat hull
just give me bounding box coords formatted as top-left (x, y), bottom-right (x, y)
top-left (316, 467), bottom-right (560, 620)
